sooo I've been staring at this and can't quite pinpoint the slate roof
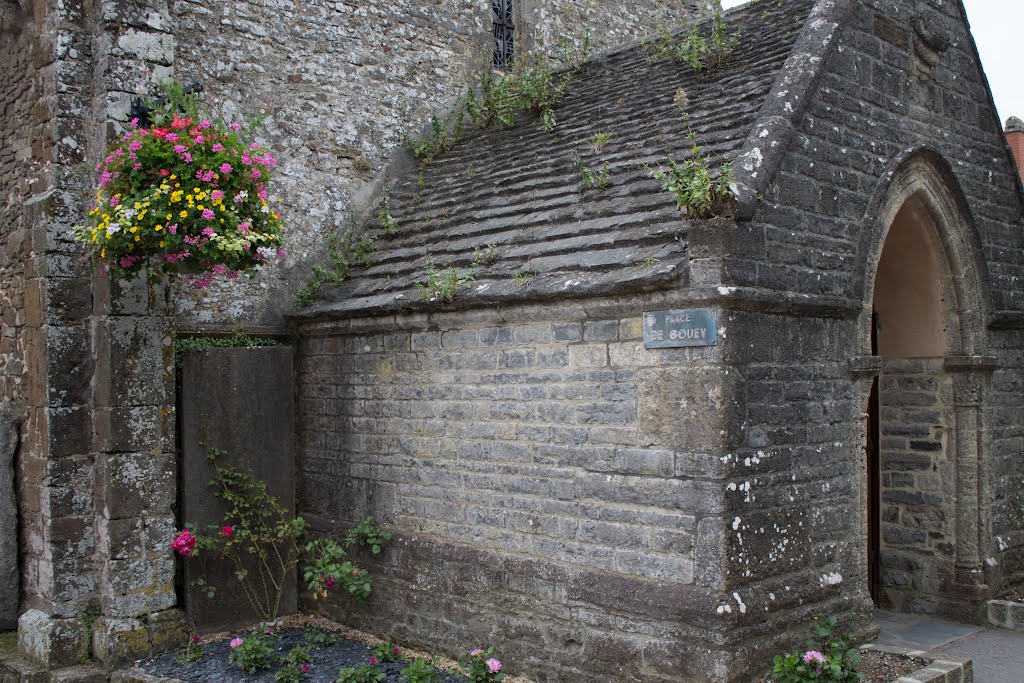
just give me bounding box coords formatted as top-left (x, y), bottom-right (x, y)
top-left (303, 0), bottom-right (822, 318)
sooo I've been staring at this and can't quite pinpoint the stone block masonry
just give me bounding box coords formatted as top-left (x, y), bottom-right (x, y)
top-left (296, 300), bottom-right (738, 681)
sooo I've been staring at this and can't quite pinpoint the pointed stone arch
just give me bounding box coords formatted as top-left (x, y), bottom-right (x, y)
top-left (852, 149), bottom-right (996, 620)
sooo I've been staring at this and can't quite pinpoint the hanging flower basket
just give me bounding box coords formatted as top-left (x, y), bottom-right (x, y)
top-left (72, 88), bottom-right (285, 285)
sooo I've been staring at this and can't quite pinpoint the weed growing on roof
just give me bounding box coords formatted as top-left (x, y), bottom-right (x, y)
top-left (376, 188), bottom-right (398, 234)
top-left (296, 215), bottom-right (376, 307)
top-left (574, 154), bottom-right (610, 191)
top-left (651, 131), bottom-right (733, 219)
top-left (415, 261), bottom-right (476, 303)
top-left (512, 270), bottom-right (536, 285)
top-left (648, 12), bottom-right (740, 72)
top-left (472, 244), bottom-right (498, 265)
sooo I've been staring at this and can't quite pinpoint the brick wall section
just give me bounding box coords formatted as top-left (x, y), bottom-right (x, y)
top-left (1008, 129), bottom-right (1024, 185)
top-left (876, 360), bottom-right (952, 612)
top-left (297, 307), bottom-right (737, 681)
top-left (167, 0), bottom-right (709, 329)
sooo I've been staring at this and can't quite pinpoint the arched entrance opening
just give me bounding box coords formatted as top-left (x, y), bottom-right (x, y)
top-left (869, 196), bottom-right (955, 611)
top-left (858, 151), bottom-right (993, 620)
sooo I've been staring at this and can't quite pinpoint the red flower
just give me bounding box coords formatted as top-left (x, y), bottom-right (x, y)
top-left (192, 635), bottom-right (200, 643)
top-left (151, 128), bottom-right (168, 139)
top-left (171, 529), bottom-right (197, 556)
top-left (325, 576), bottom-right (336, 589)
top-left (222, 525), bottom-right (234, 538)
top-left (171, 116), bottom-right (193, 129)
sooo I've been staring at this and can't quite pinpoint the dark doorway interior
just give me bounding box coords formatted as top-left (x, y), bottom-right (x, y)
top-left (867, 312), bottom-right (881, 604)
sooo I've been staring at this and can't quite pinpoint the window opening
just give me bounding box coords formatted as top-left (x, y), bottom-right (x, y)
top-left (492, 0), bottom-right (515, 70)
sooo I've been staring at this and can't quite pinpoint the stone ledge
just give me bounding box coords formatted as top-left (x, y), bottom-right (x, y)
top-left (987, 599), bottom-right (1024, 631)
top-left (860, 643), bottom-right (973, 683)
top-left (110, 669), bottom-right (184, 683)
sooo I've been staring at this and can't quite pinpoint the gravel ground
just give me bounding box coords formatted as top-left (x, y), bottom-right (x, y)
top-left (140, 624), bottom-right (472, 683)
top-left (856, 649), bottom-right (929, 682)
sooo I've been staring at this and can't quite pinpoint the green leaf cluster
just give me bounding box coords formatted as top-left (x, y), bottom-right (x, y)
top-left (651, 132), bottom-right (733, 219)
top-left (415, 262), bottom-right (476, 304)
top-left (401, 658), bottom-right (443, 683)
top-left (229, 634), bottom-right (274, 674)
top-left (648, 12), bottom-right (740, 72)
top-left (771, 615), bottom-right (864, 682)
top-left (336, 663), bottom-right (385, 683)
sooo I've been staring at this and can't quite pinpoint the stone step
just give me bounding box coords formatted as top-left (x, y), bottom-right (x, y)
top-left (0, 632), bottom-right (47, 683)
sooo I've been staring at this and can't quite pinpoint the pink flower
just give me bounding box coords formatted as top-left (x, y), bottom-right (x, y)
top-left (470, 649), bottom-right (483, 657)
top-left (229, 122), bottom-right (242, 131)
top-left (173, 144), bottom-right (186, 154)
top-left (129, 117), bottom-right (140, 128)
top-left (193, 135), bottom-right (205, 144)
top-left (211, 143), bottom-right (225, 152)
top-left (368, 657), bottom-right (377, 666)
top-left (803, 650), bottom-right (826, 666)
top-left (485, 658), bottom-right (501, 673)
top-left (169, 224), bottom-right (177, 234)
top-left (237, 223), bottom-right (250, 235)
top-left (202, 227), bottom-right (216, 237)
top-left (220, 163), bottom-right (232, 174)
top-left (159, 169), bottom-right (170, 176)
top-left (165, 133), bottom-right (179, 143)
top-left (325, 576), bottom-right (335, 589)
top-left (199, 119), bottom-right (211, 129)
top-left (221, 525), bottom-right (233, 537)
top-left (132, 163), bottom-right (142, 170)
top-left (229, 637), bottom-right (244, 648)
top-left (109, 196), bottom-right (120, 206)
top-left (182, 152), bottom-right (192, 163)
top-left (211, 190), bottom-right (224, 201)
top-left (202, 208), bottom-right (215, 221)
top-left (129, 140), bottom-right (143, 152)
top-left (393, 647), bottom-right (400, 655)
top-left (171, 529), bottom-right (197, 556)
top-left (301, 664), bottom-right (310, 672)
top-left (192, 635), bottom-right (200, 643)
top-left (276, 246), bottom-right (286, 259)
top-left (250, 168), bottom-right (262, 180)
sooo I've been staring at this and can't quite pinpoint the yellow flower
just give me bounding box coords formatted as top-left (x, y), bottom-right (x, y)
top-left (179, 211), bottom-right (188, 218)
top-left (129, 226), bottom-right (138, 233)
top-left (166, 214), bottom-right (172, 220)
top-left (133, 202), bottom-right (142, 210)
top-left (154, 225), bottom-right (163, 232)
top-left (100, 248), bottom-right (106, 258)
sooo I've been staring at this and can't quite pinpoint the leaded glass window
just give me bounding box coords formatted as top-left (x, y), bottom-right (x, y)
top-left (492, 0), bottom-right (515, 70)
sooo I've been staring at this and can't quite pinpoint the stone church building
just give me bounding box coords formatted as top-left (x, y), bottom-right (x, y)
top-left (2, 0), bottom-right (1023, 681)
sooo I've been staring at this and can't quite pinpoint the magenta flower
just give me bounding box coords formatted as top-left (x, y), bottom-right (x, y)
top-left (485, 658), bottom-right (501, 674)
top-left (368, 657), bottom-right (377, 666)
top-left (171, 529), bottom-right (197, 556)
top-left (301, 664), bottom-right (310, 672)
top-left (202, 208), bottom-right (215, 221)
top-left (165, 133), bottom-right (179, 143)
top-left (199, 119), bottom-right (212, 129)
top-left (193, 135), bottom-right (205, 144)
top-left (211, 143), bottom-right (225, 152)
top-left (229, 637), bottom-right (243, 648)
top-left (220, 163), bottom-right (232, 174)
top-left (192, 634), bottom-right (200, 643)
top-left (221, 525), bottom-right (233, 537)
top-left (173, 144), bottom-right (186, 154)
top-left (129, 140), bottom-right (143, 152)
top-left (211, 190), bottom-right (224, 201)
top-left (803, 650), bottom-right (826, 666)
top-left (229, 122), bottom-right (242, 131)
top-left (325, 576), bottom-right (335, 589)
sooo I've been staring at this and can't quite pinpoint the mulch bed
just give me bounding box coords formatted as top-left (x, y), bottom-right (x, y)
top-left (856, 648), bottom-right (930, 683)
top-left (137, 615), bottom-right (501, 683)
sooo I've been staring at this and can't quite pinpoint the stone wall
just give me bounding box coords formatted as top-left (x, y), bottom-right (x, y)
top-left (167, 0), bottom-right (713, 330)
top-left (877, 360), bottom-right (953, 612)
top-left (296, 300), bottom-right (737, 681)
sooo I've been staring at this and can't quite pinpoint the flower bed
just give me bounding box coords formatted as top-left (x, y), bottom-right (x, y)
top-left (118, 616), bottom-right (526, 683)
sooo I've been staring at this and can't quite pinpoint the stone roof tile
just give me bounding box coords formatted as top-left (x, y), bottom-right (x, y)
top-left (304, 0), bottom-right (820, 318)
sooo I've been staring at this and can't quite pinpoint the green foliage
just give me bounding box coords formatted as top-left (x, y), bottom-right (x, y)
top-left (304, 628), bottom-right (341, 649)
top-left (466, 57), bottom-right (572, 133)
top-left (651, 132), bottom-right (733, 218)
top-left (648, 12), bottom-right (740, 72)
top-left (401, 658), bottom-right (443, 683)
top-left (176, 632), bottom-right (204, 665)
top-left (415, 261), bottom-right (476, 303)
top-left (296, 216), bottom-right (377, 307)
top-left (472, 244), bottom-right (498, 266)
top-left (640, 257), bottom-right (659, 268)
top-left (458, 646), bottom-right (507, 682)
top-left (408, 109), bottom-right (466, 164)
top-left (174, 333), bottom-right (279, 366)
top-left (591, 131), bottom-right (610, 150)
top-left (771, 616), bottom-right (863, 682)
top-left (372, 639), bottom-right (402, 663)
top-left (345, 516), bottom-right (394, 554)
top-left (173, 449), bottom-right (386, 622)
top-left (512, 270), bottom-right (536, 285)
top-left (377, 189), bottom-right (399, 235)
top-left (229, 634), bottom-right (274, 674)
top-left (276, 645), bottom-right (313, 682)
top-left (574, 154), bottom-right (610, 191)
top-left (336, 663), bottom-right (386, 683)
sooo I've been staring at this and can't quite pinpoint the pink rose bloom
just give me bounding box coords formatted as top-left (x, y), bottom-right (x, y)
top-left (202, 208), bottom-right (215, 220)
top-left (219, 163), bottom-right (232, 174)
top-left (470, 649), bottom-right (483, 657)
top-left (485, 658), bottom-right (501, 673)
top-left (171, 529), bottom-right (197, 556)
top-left (803, 650), bottom-right (827, 666)
top-left (221, 525), bottom-right (233, 537)
top-left (211, 143), bottom-right (225, 152)
top-left (229, 637), bottom-right (243, 648)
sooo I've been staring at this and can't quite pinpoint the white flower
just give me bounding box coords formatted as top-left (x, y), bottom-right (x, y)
top-left (256, 246), bottom-right (276, 260)
top-left (106, 223), bottom-right (121, 236)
